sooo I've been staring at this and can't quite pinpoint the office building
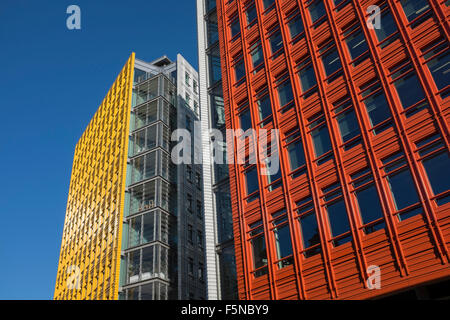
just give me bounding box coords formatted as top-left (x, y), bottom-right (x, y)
top-left (214, 0), bottom-right (450, 299)
top-left (197, 0), bottom-right (239, 299)
top-left (54, 53), bottom-right (207, 300)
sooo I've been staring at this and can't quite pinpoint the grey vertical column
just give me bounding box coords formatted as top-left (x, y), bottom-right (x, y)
top-left (196, 0), bottom-right (219, 300)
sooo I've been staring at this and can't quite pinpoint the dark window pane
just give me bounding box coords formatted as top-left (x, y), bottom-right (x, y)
top-left (322, 47), bottom-right (342, 76)
top-left (230, 17), bottom-right (240, 38)
top-left (257, 95), bottom-right (272, 120)
top-left (269, 31), bottom-right (284, 55)
top-left (246, 6), bottom-right (257, 25)
top-left (288, 15), bottom-right (304, 39)
top-left (250, 42), bottom-right (264, 68)
top-left (263, 0), bottom-right (275, 10)
top-left (300, 213), bottom-right (321, 249)
top-left (311, 125), bottom-right (332, 158)
top-left (400, 0), bottom-right (430, 22)
top-left (251, 235), bottom-right (267, 270)
top-left (277, 81), bottom-right (294, 106)
top-left (309, 0), bottom-right (326, 24)
top-left (274, 224), bottom-right (293, 259)
top-left (422, 152), bottom-right (450, 196)
top-left (288, 140), bottom-right (306, 170)
top-left (234, 59), bottom-right (246, 82)
top-left (393, 72), bottom-right (425, 109)
top-left (326, 199), bottom-right (351, 238)
top-left (374, 9), bottom-right (398, 42)
top-left (240, 109), bottom-right (252, 131)
top-left (336, 108), bottom-right (360, 143)
top-left (246, 167), bottom-right (259, 195)
top-left (355, 185), bottom-right (384, 226)
top-left (345, 29), bottom-right (368, 60)
top-left (425, 51), bottom-right (450, 91)
top-left (298, 64), bottom-right (317, 92)
top-left (363, 91), bottom-right (391, 127)
top-left (387, 168), bottom-right (420, 210)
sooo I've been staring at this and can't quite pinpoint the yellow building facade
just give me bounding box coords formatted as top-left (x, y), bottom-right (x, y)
top-left (54, 54), bottom-right (135, 300)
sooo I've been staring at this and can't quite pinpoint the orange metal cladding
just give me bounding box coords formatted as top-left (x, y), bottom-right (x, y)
top-left (54, 54), bottom-right (135, 300)
top-left (217, 0), bottom-right (450, 299)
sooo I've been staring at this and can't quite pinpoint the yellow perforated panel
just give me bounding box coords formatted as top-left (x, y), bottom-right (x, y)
top-left (54, 53), bottom-right (135, 300)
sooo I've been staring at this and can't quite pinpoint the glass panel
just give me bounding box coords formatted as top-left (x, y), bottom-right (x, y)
top-left (393, 72), bottom-right (425, 109)
top-left (374, 9), bottom-right (397, 42)
top-left (326, 199), bottom-right (350, 238)
top-left (128, 250), bottom-right (140, 284)
top-left (277, 81), bottom-right (294, 106)
top-left (140, 283), bottom-right (153, 300)
top-left (400, 0), bottom-right (429, 22)
top-left (422, 152), bottom-right (450, 197)
top-left (129, 216), bottom-right (142, 247)
top-left (251, 235), bottom-right (267, 269)
top-left (257, 95), bottom-right (272, 120)
top-left (273, 224), bottom-right (293, 261)
top-left (299, 63), bottom-right (317, 92)
top-left (141, 246), bottom-right (154, 281)
top-left (300, 213), bottom-right (321, 250)
top-left (246, 167), bottom-right (259, 195)
top-left (288, 140), bottom-right (306, 170)
top-left (336, 108), bottom-right (360, 143)
top-left (387, 169), bottom-right (420, 210)
top-left (311, 125), bottom-right (332, 158)
top-left (363, 91), bottom-right (391, 127)
top-left (355, 185), bottom-right (384, 228)
top-left (142, 211), bottom-right (155, 244)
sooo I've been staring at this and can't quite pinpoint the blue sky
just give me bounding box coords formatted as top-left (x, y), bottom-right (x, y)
top-left (0, 0), bottom-right (198, 300)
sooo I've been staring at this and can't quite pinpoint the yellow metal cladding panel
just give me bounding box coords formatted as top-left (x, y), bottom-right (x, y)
top-left (54, 54), bottom-right (135, 300)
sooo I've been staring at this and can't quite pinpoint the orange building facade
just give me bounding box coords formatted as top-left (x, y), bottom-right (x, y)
top-left (216, 0), bottom-right (450, 299)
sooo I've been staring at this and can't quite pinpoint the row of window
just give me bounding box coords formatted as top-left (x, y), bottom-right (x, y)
top-left (246, 137), bottom-right (450, 276)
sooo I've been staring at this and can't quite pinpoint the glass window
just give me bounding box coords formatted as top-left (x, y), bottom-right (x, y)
top-left (234, 58), bottom-right (246, 82)
top-left (326, 199), bottom-right (351, 246)
top-left (249, 221), bottom-right (267, 277)
top-left (309, 0), bottom-right (326, 25)
top-left (387, 169), bottom-right (419, 210)
top-left (351, 170), bottom-right (385, 234)
top-left (400, 0), bottom-right (430, 22)
top-left (245, 167), bottom-right (259, 196)
top-left (257, 94), bottom-right (272, 121)
top-left (355, 186), bottom-right (384, 231)
top-left (269, 30), bottom-right (284, 57)
top-left (250, 41), bottom-right (264, 70)
top-left (382, 153), bottom-right (421, 220)
top-left (321, 44), bottom-right (342, 77)
top-left (129, 216), bottom-right (142, 247)
top-left (272, 211), bottom-right (293, 268)
top-left (277, 80), bottom-right (294, 107)
top-left (263, 0), bottom-right (275, 10)
top-left (298, 196), bottom-right (321, 257)
top-left (286, 133), bottom-right (306, 171)
top-left (239, 109), bottom-right (252, 132)
top-left (298, 59), bottom-right (317, 93)
top-left (230, 16), bottom-right (240, 38)
top-left (344, 26), bottom-right (368, 61)
top-left (246, 5), bottom-right (257, 26)
top-left (310, 118), bottom-right (332, 158)
top-left (361, 84), bottom-right (391, 129)
top-left (390, 63), bottom-right (426, 110)
top-left (335, 107), bottom-right (360, 143)
top-left (423, 46), bottom-right (450, 92)
top-left (422, 151), bottom-right (450, 198)
top-left (288, 13), bottom-right (304, 40)
top-left (373, 7), bottom-right (398, 43)
top-left (142, 212), bottom-right (155, 243)
top-left (141, 246), bottom-right (154, 280)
